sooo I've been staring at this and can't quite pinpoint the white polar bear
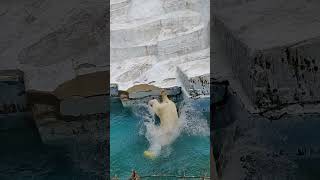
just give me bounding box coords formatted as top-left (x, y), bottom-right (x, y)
top-left (144, 89), bottom-right (180, 159)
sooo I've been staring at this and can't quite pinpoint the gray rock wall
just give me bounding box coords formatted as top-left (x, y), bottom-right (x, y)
top-left (0, 0), bottom-right (108, 94)
top-left (213, 0), bottom-right (320, 113)
top-left (213, 88), bottom-right (320, 180)
top-left (0, 1), bottom-right (109, 178)
top-left (213, 1), bottom-right (320, 179)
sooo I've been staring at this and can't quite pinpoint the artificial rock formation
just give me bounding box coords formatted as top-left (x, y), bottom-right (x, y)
top-left (214, 0), bottom-right (320, 114)
top-left (0, 1), bottom-right (108, 178)
top-left (213, 1), bottom-right (320, 179)
top-left (110, 0), bottom-right (210, 100)
top-left (0, 0), bottom-right (109, 112)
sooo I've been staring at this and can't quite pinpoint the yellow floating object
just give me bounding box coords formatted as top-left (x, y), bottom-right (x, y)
top-left (144, 150), bottom-right (156, 159)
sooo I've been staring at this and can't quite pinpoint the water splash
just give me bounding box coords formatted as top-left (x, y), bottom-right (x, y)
top-left (131, 99), bottom-right (209, 158)
top-left (179, 100), bottom-right (210, 137)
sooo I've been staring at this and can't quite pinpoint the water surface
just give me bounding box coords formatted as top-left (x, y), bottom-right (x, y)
top-left (110, 99), bottom-right (210, 178)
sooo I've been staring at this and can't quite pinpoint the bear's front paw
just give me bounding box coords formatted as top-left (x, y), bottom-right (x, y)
top-left (148, 99), bottom-right (156, 107)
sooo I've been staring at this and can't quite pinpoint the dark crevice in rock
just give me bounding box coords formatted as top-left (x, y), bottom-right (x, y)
top-left (212, 80), bottom-right (229, 107)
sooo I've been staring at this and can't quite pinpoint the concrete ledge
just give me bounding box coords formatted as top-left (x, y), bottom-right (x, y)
top-left (53, 71), bottom-right (108, 100)
top-left (177, 58), bottom-right (210, 96)
top-left (119, 84), bottom-right (182, 107)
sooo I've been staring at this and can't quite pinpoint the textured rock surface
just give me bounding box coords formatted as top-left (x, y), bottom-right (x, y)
top-left (0, 0), bottom-right (108, 95)
top-left (177, 58), bottom-right (210, 96)
top-left (34, 113), bottom-right (108, 178)
top-left (213, 90), bottom-right (320, 180)
top-left (213, 1), bottom-right (320, 179)
top-left (110, 0), bottom-right (210, 97)
top-left (0, 1), bottom-right (108, 178)
top-left (214, 0), bottom-right (320, 114)
top-left (0, 0), bottom-right (109, 113)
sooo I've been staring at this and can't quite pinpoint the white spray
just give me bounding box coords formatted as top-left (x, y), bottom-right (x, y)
top-left (131, 98), bottom-right (209, 158)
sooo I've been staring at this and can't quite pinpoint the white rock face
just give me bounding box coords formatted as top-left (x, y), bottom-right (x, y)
top-left (110, 0), bottom-right (210, 96)
top-left (127, 0), bottom-right (165, 20)
top-left (177, 57), bottom-right (210, 96)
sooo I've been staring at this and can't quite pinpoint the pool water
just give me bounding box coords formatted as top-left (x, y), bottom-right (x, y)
top-left (110, 99), bottom-right (210, 179)
top-left (0, 113), bottom-right (107, 179)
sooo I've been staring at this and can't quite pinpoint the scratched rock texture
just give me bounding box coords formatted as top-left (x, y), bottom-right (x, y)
top-left (213, 0), bottom-right (320, 115)
top-left (110, 0), bottom-right (210, 98)
top-left (212, 0), bottom-right (320, 179)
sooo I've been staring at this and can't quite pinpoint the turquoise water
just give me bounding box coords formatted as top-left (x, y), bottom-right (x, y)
top-left (110, 99), bottom-right (210, 179)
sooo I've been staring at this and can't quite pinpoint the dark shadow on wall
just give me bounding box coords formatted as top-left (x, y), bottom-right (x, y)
top-left (0, 69), bottom-right (109, 180)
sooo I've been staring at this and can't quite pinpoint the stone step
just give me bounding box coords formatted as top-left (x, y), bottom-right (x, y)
top-left (111, 23), bottom-right (208, 61)
top-left (111, 43), bottom-right (158, 62)
top-left (119, 84), bottom-right (182, 107)
top-left (111, 49), bottom-right (210, 91)
top-left (157, 23), bottom-right (209, 60)
top-left (127, 84), bottom-right (181, 99)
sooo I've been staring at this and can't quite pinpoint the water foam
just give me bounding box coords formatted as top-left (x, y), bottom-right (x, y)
top-left (131, 99), bottom-right (209, 158)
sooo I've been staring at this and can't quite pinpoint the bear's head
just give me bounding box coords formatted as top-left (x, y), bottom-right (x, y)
top-left (160, 89), bottom-right (167, 96)
top-left (160, 89), bottom-right (170, 102)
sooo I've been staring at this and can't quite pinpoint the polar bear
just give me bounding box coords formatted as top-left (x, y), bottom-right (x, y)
top-left (143, 89), bottom-right (180, 159)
